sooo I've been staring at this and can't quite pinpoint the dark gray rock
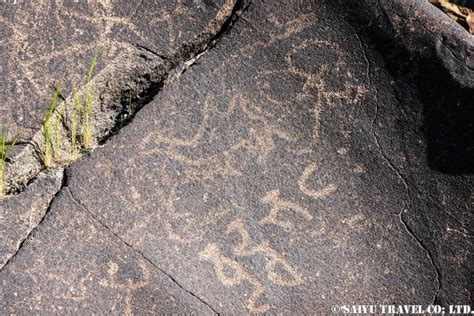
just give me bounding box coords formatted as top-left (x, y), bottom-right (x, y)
top-left (383, 0), bottom-right (474, 88)
top-left (0, 0), bottom-right (234, 142)
top-left (1, 0), bottom-right (472, 313)
top-left (64, 0), bottom-right (471, 311)
top-left (0, 167), bottom-right (63, 269)
top-left (331, 0), bottom-right (474, 88)
top-left (1, 0), bottom-right (240, 195)
top-left (0, 190), bottom-right (215, 315)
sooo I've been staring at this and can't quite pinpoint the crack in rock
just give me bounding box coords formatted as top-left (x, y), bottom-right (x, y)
top-left (2, 0), bottom-right (249, 199)
top-left (0, 0), bottom-right (249, 308)
top-left (0, 168), bottom-right (67, 271)
top-left (346, 13), bottom-right (443, 303)
top-left (67, 188), bottom-right (219, 315)
top-left (370, 77), bottom-right (442, 306)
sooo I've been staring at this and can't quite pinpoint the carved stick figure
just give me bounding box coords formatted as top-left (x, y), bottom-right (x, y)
top-left (99, 260), bottom-right (150, 316)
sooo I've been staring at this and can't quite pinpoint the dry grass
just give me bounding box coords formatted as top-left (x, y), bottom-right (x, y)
top-left (42, 83), bottom-right (62, 167)
top-left (82, 51), bottom-right (99, 150)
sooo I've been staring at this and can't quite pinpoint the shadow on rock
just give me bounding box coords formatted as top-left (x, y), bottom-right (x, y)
top-left (416, 61), bottom-right (474, 175)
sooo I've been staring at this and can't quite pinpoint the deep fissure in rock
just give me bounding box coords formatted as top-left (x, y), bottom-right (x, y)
top-left (2, 0), bottom-right (250, 198)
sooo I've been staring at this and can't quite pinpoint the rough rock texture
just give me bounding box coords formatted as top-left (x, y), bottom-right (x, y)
top-left (0, 0), bottom-right (233, 141)
top-left (1, 190), bottom-right (215, 315)
top-left (333, 0), bottom-right (474, 88)
top-left (0, 168), bottom-right (63, 268)
top-left (0, 0), bottom-right (472, 313)
top-left (1, 0), bottom-right (240, 195)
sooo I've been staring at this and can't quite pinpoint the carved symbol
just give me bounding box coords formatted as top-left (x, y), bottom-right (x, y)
top-left (228, 219), bottom-right (304, 287)
top-left (298, 163), bottom-right (337, 199)
top-left (99, 260), bottom-right (150, 316)
top-left (199, 244), bottom-right (270, 313)
top-left (259, 189), bottom-right (312, 230)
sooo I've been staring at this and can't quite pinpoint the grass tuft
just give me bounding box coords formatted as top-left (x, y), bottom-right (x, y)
top-left (42, 82), bottom-right (62, 167)
top-left (54, 107), bottom-right (63, 161)
top-left (82, 51), bottom-right (99, 150)
top-left (0, 128), bottom-right (17, 197)
top-left (70, 83), bottom-right (81, 159)
top-left (127, 91), bottom-right (133, 117)
top-left (1, 51), bottom-right (100, 195)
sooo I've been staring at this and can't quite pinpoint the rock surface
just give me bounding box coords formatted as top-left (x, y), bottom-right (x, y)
top-left (1, 190), bottom-right (215, 314)
top-left (0, 0), bottom-right (232, 141)
top-left (1, 0), bottom-right (472, 313)
top-left (0, 168), bottom-right (63, 269)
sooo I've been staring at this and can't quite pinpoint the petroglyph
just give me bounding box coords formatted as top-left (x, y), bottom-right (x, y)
top-left (262, 241), bottom-right (304, 286)
top-left (2, 0), bottom-right (237, 145)
top-left (242, 13), bottom-right (316, 58)
top-left (310, 218), bottom-right (327, 238)
top-left (286, 39), bottom-right (368, 105)
top-left (259, 189), bottom-right (313, 230)
top-left (47, 272), bottom-right (91, 302)
top-left (198, 218), bottom-right (305, 313)
top-left (342, 212), bottom-right (372, 230)
top-left (99, 260), bottom-right (150, 315)
top-left (224, 125), bottom-right (288, 168)
top-left (199, 244), bottom-right (270, 313)
top-left (4, 1), bottom-right (143, 136)
top-left (285, 39), bottom-right (368, 144)
top-left (227, 219), bottom-right (304, 286)
top-left (298, 163), bottom-right (337, 199)
top-left (237, 95), bottom-right (292, 164)
top-left (3, 0), bottom-right (469, 312)
top-left (140, 95), bottom-right (211, 148)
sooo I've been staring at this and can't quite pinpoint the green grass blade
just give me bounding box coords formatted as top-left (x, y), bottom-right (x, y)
top-left (72, 82), bottom-right (82, 113)
top-left (0, 128), bottom-right (5, 161)
top-left (83, 51), bottom-right (98, 150)
top-left (87, 50), bottom-right (99, 83)
top-left (4, 135), bottom-right (17, 161)
top-left (54, 107), bottom-right (63, 160)
top-left (42, 82), bottom-right (62, 166)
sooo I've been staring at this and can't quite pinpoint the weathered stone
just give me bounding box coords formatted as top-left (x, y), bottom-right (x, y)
top-left (1, 0), bottom-right (241, 195)
top-left (331, 0), bottom-right (474, 88)
top-left (64, 0), bottom-right (471, 312)
top-left (0, 190), bottom-right (215, 314)
top-left (0, 167), bottom-right (63, 269)
top-left (0, 0), bottom-right (236, 142)
top-left (0, 0), bottom-right (472, 313)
